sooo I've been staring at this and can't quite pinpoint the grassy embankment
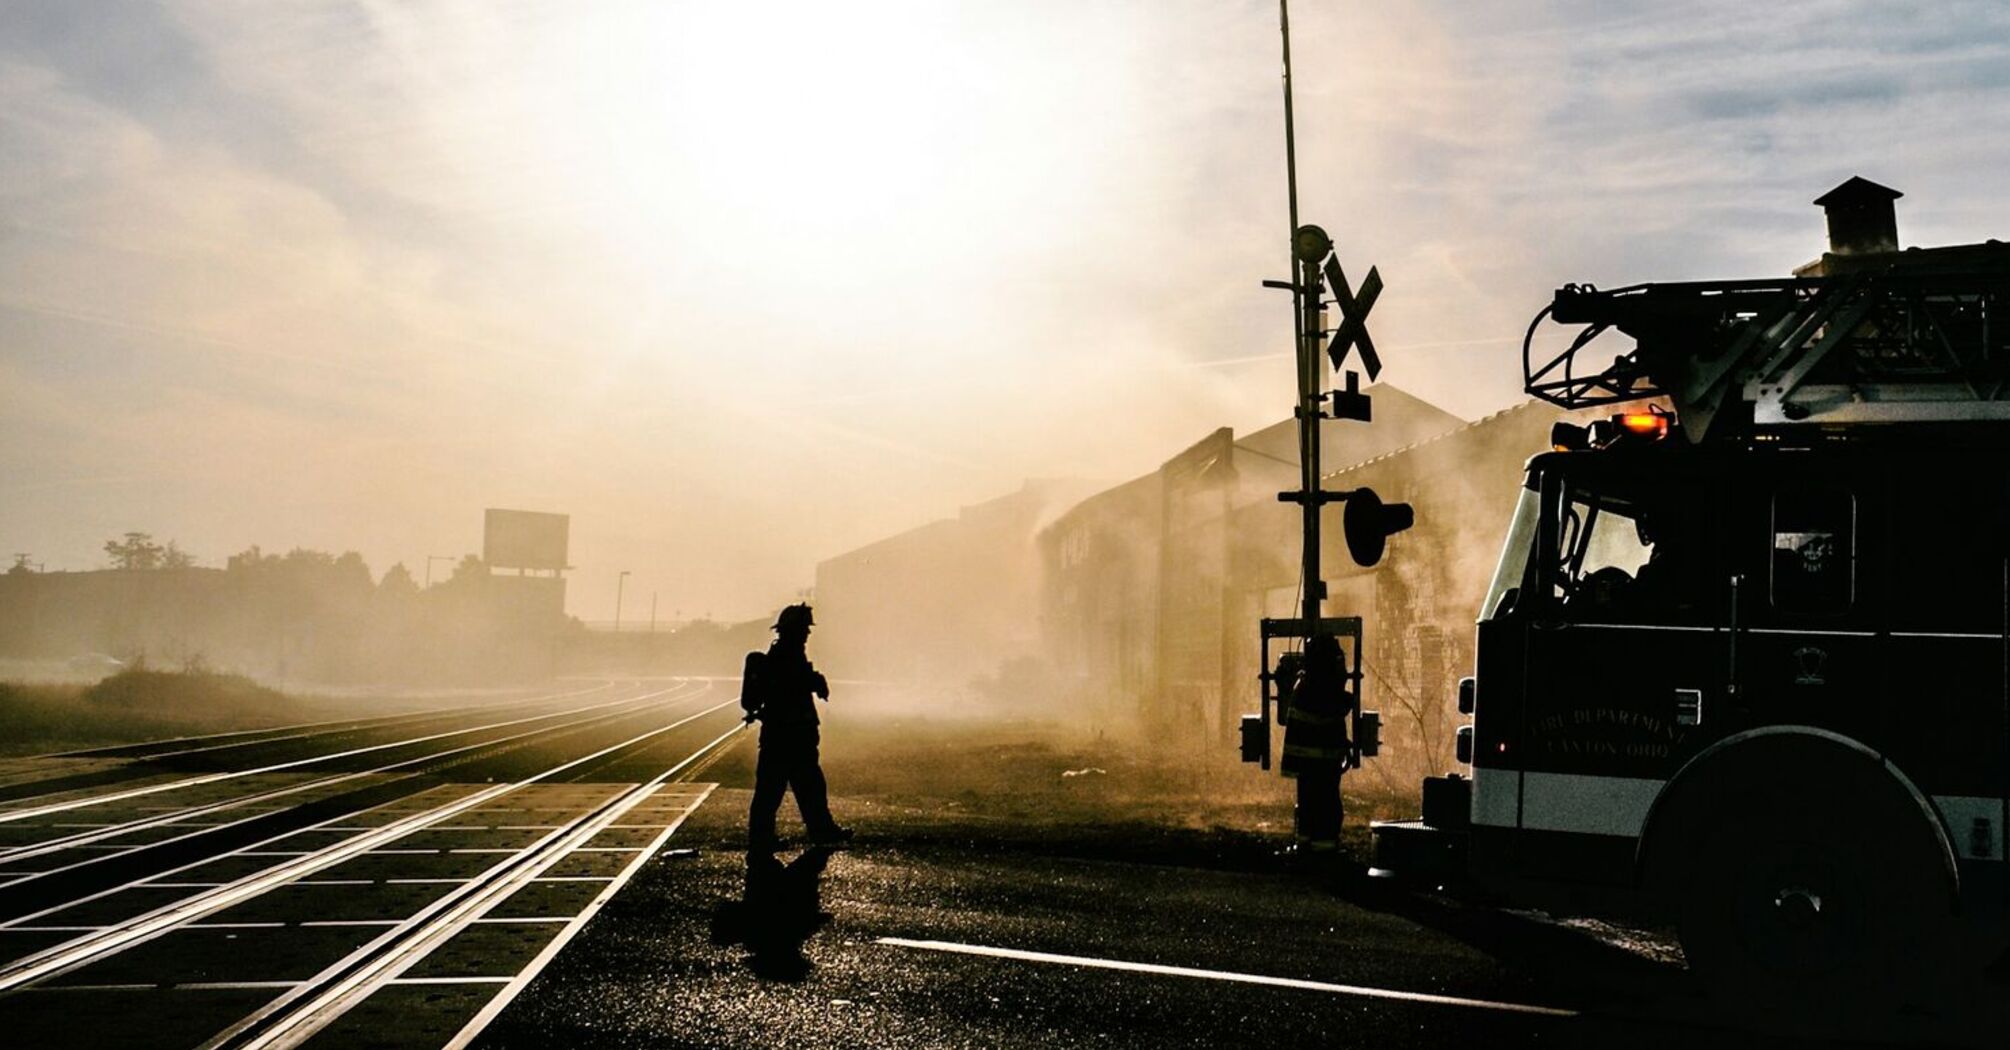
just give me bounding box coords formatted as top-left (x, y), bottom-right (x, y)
top-left (805, 715), bottom-right (1419, 866)
top-left (0, 670), bottom-right (317, 757)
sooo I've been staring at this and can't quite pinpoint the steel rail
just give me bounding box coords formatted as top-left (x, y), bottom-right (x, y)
top-left (0, 681), bottom-right (692, 826)
top-left (0, 690), bottom-right (709, 923)
top-left (214, 718), bottom-right (745, 1049)
top-left (32, 680), bottom-right (624, 762)
top-left (0, 681), bottom-right (712, 877)
top-left (0, 691), bottom-right (736, 994)
top-left (442, 723), bottom-right (746, 1049)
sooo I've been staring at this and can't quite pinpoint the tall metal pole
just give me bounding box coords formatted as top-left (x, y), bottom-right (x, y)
top-left (1280, 0), bottom-right (1323, 633)
top-left (614, 570), bottom-right (629, 633)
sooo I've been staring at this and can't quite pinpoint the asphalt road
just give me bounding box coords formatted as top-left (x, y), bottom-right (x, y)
top-left (4, 685), bottom-right (2006, 1049)
top-left (477, 718), bottom-right (2010, 1050)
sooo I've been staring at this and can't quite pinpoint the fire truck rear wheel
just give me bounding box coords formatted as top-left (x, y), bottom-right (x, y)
top-left (1667, 759), bottom-right (1958, 1021)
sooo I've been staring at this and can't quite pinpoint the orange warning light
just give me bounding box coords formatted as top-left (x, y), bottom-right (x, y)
top-left (1617, 412), bottom-right (1670, 439)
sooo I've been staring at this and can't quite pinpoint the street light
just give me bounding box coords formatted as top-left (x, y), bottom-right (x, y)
top-left (425, 554), bottom-right (453, 589)
top-left (614, 570), bottom-right (630, 632)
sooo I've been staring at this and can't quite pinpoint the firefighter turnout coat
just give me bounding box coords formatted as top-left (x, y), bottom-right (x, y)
top-left (1280, 647), bottom-right (1354, 776)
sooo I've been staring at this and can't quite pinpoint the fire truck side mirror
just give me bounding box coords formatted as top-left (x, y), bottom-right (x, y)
top-left (1343, 488), bottom-right (1415, 567)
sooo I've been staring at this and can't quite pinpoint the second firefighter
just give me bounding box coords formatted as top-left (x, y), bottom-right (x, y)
top-left (1280, 632), bottom-right (1356, 851)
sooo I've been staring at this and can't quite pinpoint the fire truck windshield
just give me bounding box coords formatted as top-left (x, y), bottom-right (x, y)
top-left (1481, 487), bottom-right (1539, 621)
top-left (1488, 463), bottom-right (1711, 623)
top-left (1559, 490), bottom-right (1655, 609)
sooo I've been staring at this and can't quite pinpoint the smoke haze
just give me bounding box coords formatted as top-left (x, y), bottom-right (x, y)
top-left (4, 1), bottom-right (2010, 622)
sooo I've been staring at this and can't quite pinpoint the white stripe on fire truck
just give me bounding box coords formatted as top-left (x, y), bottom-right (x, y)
top-left (1468, 771), bottom-right (1661, 837)
top-left (1472, 770), bottom-right (2008, 860)
top-left (1558, 622), bottom-right (2010, 641)
top-left (1932, 796), bottom-right (2006, 860)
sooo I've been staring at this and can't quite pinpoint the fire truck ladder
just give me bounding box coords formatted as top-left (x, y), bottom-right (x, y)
top-left (1522, 259), bottom-right (2010, 441)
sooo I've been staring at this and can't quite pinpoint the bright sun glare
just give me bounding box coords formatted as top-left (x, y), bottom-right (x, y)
top-left (484, 2), bottom-right (1131, 309)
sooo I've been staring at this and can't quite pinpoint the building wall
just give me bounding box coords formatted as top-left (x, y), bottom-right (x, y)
top-left (813, 479), bottom-right (1096, 688)
top-left (1038, 396), bottom-right (1600, 775)
top-left (1039, 472), bottom-right (1163, 734)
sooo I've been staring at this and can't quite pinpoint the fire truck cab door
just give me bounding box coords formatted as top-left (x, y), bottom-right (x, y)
top-left (1510, 457), bottom-right (1726, 883)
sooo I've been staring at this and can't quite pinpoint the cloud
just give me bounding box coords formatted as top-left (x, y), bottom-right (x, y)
top-left (3, 1), bottom-right (2010, 618)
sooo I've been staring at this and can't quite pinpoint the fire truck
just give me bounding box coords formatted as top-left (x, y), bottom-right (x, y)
top-left (1371, 178), bottom-right (2010, 1005)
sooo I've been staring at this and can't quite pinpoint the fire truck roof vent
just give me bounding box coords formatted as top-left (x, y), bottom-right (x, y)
top-left (1814, 176), bottom-right (1902, 256)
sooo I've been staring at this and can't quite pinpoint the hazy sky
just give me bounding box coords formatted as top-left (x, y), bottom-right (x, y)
top-left (4, 1), bottom-right (2009, 620)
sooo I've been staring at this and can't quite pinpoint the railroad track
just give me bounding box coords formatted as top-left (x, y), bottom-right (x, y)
top-left (0, 681), bottom-right (714, 894)
top-left (32, 680), bottom-right (624, 764)
top-left (0, 681), bottom-right (650, 819)
top-left (0, 684), bottom-right (749, 1049)
top-left (0, 682), bottom-right (631, 803)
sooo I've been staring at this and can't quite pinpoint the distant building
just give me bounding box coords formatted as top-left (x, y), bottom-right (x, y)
top-left (1036, 386), bottom-right (1621, 780)
top-left (1039, 384), bottom-right (1469, 753)
top-left (812, 479), bottom-right (1100, 687)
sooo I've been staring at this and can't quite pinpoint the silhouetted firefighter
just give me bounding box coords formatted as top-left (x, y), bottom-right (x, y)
top-left (742, 603), bottom-right (853, 852)
top-left (1280, 633), bottom-right (1355, 850)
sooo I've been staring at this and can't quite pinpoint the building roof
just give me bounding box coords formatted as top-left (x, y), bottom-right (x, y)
top-left (1319, 399), bottom-right (1562, 481)
top-left (1814, 175), bottom-right (1902, 208)
top-left (1234, 383), bottom-right (1467, 474)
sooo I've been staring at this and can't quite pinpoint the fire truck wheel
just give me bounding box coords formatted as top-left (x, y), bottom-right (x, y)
top-left (1666, 752), bottom-right (1958, 1020)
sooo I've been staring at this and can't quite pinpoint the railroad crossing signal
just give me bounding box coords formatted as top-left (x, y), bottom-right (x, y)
top-left (1322, 256), bottom-right (1382, 380)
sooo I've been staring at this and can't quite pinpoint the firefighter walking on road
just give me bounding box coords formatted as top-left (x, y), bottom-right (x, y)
top-left (1280, 633), bottom-right (1355, 852)
top-left (742, 603), bottom-right (853, 853)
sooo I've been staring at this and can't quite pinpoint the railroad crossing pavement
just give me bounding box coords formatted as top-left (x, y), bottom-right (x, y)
top-left (469, 784), bottom-right (2010, 1050)
top-left (0, 780), bottom-right (717, 1048)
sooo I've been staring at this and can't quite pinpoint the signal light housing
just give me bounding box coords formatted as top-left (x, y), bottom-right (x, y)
top-left (1342, 487), bottom-right (1414, 567)
top-left (1551, 421), bottom-right (1590, 451)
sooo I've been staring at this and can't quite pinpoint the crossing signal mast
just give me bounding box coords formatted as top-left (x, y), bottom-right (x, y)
top-left (1242, 0), bottom-right (1415, 775)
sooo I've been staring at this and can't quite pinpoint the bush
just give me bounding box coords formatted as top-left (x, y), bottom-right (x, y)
top-left (85, 669), bottom-right (288, 715)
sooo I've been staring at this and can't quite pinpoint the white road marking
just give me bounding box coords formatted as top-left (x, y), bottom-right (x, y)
top-left (875, 938), bottom-right (1581, 1018)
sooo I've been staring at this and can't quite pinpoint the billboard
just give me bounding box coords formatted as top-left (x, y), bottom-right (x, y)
top-left (483, 509), bottom-right (570, 572)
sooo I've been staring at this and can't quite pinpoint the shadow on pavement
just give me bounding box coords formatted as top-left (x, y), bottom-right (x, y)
top-left (708, 845), bottom-right (835, 982)
top-left (1328, 864), bottom-right (2005, 1049)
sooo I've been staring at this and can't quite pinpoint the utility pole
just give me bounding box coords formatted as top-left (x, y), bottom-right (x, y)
top-left (1246, 0), bottom-right (1408, 779)
top-left (614, 570), bottom-right (630, 632)
top-left (425, 555), bottom-right (452, 589)
top-left (1280, 0), bottom-right (1325, 632)
top-left (649, 591), bottom-right (658, 634)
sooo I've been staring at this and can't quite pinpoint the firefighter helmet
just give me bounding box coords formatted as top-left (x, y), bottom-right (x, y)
top-left (773, 603), bottom-right (815, 632)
